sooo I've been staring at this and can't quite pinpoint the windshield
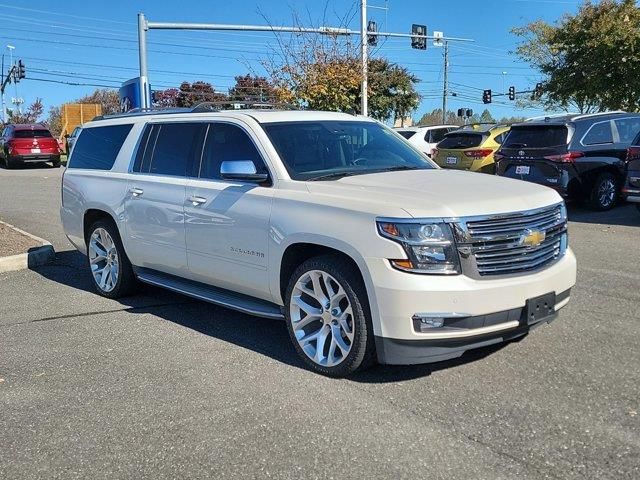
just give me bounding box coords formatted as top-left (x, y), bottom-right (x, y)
top-left (263, 121), bottom-right (434, 180)
top-left (503, 126), bottom-right (568, 148)
top-left (437, 132), bottom-right (486, 149)
top-left (14, 129), bottom-right (52, 139)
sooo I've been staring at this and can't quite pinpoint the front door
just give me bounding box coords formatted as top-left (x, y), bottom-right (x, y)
top-left (184, 122), bottom-right (274, 301)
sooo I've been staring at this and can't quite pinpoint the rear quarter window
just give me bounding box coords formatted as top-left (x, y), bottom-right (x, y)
top-left (437, 133), bottom-right (485, 149)
top-left (68, 124), bottom-right (133, 170)
top-left (396, 130), bottom-right (416, 139)
top-left (582, 121), bottom-right (613, 146)
top-left (503, 126), bottom-right (568, 148)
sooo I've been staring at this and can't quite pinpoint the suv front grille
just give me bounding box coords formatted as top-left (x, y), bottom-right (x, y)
top-left (453, 204), bottom-right (568, 277)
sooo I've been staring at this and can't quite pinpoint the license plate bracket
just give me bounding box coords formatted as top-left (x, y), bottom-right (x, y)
top-left (525, 292), bottom-right (556, 325)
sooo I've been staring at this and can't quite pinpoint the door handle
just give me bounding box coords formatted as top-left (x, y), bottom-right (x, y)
top-left (129, 187), bottom-right (144, 197)
top-left (188, 195), bottom-right (207, 206)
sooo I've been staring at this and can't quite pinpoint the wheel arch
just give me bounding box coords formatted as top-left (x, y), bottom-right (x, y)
top-left (275, 238), bottom-right (382, 336)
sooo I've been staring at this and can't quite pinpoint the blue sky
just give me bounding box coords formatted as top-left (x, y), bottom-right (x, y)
top-left (0, 0), bottom-right (584, 121)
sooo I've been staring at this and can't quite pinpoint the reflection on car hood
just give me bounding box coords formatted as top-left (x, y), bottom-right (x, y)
top-left (305, 169), bottom-right (561, 218)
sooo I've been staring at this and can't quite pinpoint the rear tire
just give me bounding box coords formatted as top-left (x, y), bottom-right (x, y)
top-left (284, 255), bottom-right (376, 377)
top-left (86, 219), bottom-right (137, 299)
top-left (51, 158), bottom-right (61, 168)
top-left (588, 172), bottom-right (618, 211)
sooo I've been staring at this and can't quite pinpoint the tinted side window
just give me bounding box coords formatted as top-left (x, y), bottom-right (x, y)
top-left (428, 128), bottom-right (448, 144)
top-left (199, 123), bottom-right (267, 180)
top-left (146, 123), bottom-right (205, 177)
top-left (68, 124), bottom-right (133, 170)
top-left (614, 118), bottom-right (640, 144)
top-left (582, 121), bottom-right (613, 145)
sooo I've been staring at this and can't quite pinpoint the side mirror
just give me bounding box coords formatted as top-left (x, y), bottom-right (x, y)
top-left (220, 160), bottom-right (268, 182)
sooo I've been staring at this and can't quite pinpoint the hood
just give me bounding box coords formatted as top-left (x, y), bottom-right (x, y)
top-left (305, 169), bottom-right (562, 218)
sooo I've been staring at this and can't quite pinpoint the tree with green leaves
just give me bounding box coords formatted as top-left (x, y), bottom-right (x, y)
top-left (513, 0), bottom-right (640, 113)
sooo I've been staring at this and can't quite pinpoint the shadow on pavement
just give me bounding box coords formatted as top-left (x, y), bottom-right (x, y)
top-left (567, 202), bottom-right (640, 227)
top-left (28, 250), bottom-right (522, 383)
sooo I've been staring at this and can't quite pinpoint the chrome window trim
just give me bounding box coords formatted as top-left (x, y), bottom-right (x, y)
top-left (579, 119), bottom-right (614, 146)
top-left (126, 118), bottom-right (275, 184)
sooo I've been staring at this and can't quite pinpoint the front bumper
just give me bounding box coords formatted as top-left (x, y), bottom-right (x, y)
top-left (365, 248), bottom-right (576, 364)
top-left (9, 153), bottom-right (60, 163)
top-left (375, 289), bottom-right (569, 364)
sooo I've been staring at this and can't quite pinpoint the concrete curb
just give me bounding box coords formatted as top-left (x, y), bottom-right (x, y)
top-left (0, 220), bottom-right (56, 274)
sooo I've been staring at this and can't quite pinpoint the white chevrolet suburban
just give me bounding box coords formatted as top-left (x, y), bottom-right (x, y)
top-left (61, 107), bottom-right (577, 377)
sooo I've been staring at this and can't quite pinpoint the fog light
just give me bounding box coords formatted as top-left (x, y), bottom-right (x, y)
top-left (412, 314), bottom-right (445, 332)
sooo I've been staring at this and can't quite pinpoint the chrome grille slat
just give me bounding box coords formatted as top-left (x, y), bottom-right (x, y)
top-left (476, 242), bottom-right (560, 266)
top-left (457, 203), bottom-right (567, 277)
top-left (468, 217), bottom-right (562, 236)
top-left (477, 250), bottom-right (559, 273)
top-left (467, 209), bottom-right (560, 229)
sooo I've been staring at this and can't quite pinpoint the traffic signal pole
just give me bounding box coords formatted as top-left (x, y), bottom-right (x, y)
top-left (137, 12), bottom-right (473, 113)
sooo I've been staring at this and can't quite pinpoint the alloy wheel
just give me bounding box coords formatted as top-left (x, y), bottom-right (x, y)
top-left (598, 179), bottom-right (616, 208)
top-left (289, 270), bottom-right (355, 367)
top-left (89, 228), bottom-right (119, 293)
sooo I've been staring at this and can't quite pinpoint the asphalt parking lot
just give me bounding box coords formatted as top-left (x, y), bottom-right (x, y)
top-left (1, 165), bottom-right (638, 479)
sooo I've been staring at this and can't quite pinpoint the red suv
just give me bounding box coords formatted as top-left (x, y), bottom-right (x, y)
top-left (0, 124), bottom-right (62, 168)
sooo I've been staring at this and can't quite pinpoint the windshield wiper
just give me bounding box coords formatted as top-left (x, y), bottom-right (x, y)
top-left (307, 171), bottom-right (363, 181)
top-left (378, 165), bottom-right (422, 172)
top-left (507, 142), bottom-right (528, 148)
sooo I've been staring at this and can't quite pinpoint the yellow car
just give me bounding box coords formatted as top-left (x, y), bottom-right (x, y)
top-left (432, 124), bottom-right (510, 174)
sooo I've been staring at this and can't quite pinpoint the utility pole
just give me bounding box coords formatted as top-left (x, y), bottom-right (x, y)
top-left (442, 41), bottom-right (449, 124)
top-left (1, 54), bottom-right (5, 123)
top-left (360, 0), bottom-right (368, 116)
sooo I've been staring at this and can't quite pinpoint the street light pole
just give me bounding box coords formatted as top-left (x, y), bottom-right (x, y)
top-left (360, 0), bottom-right (368, 117)
top-left (6, 45), bottom-right (19, 114)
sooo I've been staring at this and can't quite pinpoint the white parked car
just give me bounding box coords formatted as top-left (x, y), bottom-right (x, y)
top-left (395, 125), bottom-right (459, 157)
top-left (61, 108), bottom-right (576, 377)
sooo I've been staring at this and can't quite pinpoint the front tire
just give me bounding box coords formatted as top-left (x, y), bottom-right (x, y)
top-left (87, 219), bottom-right (137, 298)
top-left (588, 172), bottom-right (618, 211)
top-left (284, 255), bottom-right (375, 377)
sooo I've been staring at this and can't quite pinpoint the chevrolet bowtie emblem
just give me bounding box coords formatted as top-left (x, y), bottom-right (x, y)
top-left (521, 228), bottom-right (546, 247)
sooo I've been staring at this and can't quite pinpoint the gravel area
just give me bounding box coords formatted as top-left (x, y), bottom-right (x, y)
top-left (0, 222), bottom-right (42, 257)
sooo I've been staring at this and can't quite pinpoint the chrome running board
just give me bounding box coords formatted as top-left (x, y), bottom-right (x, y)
top-left (134, 267), bottom-right (284, 320)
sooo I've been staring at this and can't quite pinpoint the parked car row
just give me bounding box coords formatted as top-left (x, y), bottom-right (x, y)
top-left (413, 112), bottom-right (640, 211)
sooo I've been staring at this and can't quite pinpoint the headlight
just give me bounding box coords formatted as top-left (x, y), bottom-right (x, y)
top-left (377, 220), bottom-right (460, 274)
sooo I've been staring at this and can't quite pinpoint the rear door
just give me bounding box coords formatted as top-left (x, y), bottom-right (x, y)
top-left (124, 122), bottom-right (206, 276)
top-left (497, 124), bottom-right (572, 186)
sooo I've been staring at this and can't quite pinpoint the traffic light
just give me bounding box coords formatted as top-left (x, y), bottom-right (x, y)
top-left (482, 89), bottom-right (492, 104)
top-left (508, 86), bottom-right (515, 101)
top-left (466, 109), bottom-right (473, 118)
top-left (457, 108), bottom-right (465, 117)
top-left (411, 24), bottom-right (427, 50)
top-left (367, 20), bottom-right (377, 46)
top-left (17, 60), bottom-right (25, 81)
top-left (534, 82), bottom-right (543, 99)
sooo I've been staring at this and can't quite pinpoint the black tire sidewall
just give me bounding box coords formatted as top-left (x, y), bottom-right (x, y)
top-left (284, 255), bottom-right (374, 377)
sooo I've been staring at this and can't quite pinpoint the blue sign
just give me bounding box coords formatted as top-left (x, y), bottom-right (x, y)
top-left (119, 77), bottom-right (151, 112)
